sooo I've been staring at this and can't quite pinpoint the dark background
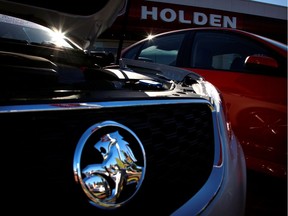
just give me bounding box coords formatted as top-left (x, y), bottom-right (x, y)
top-left (245, 170), bottom-right (287, 216)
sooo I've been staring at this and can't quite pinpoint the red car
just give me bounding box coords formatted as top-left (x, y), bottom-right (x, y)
top-left (121, 27), bottom-right (287, 179)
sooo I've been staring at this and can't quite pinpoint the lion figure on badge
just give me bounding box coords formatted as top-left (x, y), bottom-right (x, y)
top-left (82, 131), bottom-right (143, 203)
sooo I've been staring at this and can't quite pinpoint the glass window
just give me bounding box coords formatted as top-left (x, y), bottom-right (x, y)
top-left (0, 14), bottom-right (75, 49)
top-left (191, 31), bottom-right (270, 72)
top-left (137, 33), bottom-right (186, 66)
top-left (122, 43), bottom-right (143, 59)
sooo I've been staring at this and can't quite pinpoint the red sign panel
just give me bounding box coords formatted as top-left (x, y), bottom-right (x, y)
top-left (105, 0), bottom-right (286, 43)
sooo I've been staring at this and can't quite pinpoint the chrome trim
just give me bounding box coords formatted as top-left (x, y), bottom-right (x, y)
top-left (0, 99), bottom-right (214, 113)
top-left (0, 99), bottom-right (224, 213)
top-left (73, 121), bottom-right (146, 209)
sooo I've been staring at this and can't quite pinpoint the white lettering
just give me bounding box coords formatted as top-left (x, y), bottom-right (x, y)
top-left (210, 14), bottom-right (222, 27)
top-left (193, 12), bottom-right (207, 25)
top-left (141, 6), bottom-right (158, 20)
top-left (160, 8), bottom-right (176, 22)
top-left (179, 10), bottom-right (191, 24)
top-left (140, 6), bottom-right (237, 28)
top-left (223, 16), bottom-right (237, 28)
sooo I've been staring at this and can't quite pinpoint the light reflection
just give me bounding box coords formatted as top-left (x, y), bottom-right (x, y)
top-left (49, 28), bottom-right (69, 47)
top-left (146, 34), bottom-right (155, 40)
top-left (51, 31), bottom-right (66, 46)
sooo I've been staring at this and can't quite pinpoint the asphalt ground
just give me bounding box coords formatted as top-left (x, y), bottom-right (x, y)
top-left (245, 170), bottom-right (287, 216)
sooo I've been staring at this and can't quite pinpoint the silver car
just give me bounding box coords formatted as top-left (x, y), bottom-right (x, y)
top-left (0, 0), bottom-right (246, 215)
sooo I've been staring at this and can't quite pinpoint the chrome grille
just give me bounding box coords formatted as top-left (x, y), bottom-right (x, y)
top-left (1, 100), bottom-right (214, 214)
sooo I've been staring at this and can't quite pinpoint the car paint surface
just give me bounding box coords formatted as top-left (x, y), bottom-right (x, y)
top-left (121, 27), bottom-right (287, 178)
top-left (0, 2), bottom-right (247, 214)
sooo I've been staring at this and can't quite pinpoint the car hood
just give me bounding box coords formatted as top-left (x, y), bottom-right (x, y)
top-left (0, 0), bottom-right (127, 50)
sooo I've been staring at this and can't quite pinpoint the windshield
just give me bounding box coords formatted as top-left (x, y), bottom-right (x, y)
top-left (0, 14), bottom-right (77, 49)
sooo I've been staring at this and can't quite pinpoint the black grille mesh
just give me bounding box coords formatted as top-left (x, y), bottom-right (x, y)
top-left (1, 102), bottom-right (214, 214)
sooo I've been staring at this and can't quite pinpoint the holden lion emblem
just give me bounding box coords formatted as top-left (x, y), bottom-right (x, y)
top-left (73, 121), bottom-right (146, 209)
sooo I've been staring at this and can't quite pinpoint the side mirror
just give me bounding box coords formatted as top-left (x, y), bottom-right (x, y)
top-left (245, 55), bottom-right (278, 71)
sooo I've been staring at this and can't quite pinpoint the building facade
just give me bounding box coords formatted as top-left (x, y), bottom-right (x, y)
top-left (95, 0), bottom-right (287, 55)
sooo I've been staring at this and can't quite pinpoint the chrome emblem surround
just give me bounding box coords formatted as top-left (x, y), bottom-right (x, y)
top-left (73, 121), bottom-right (146, 209)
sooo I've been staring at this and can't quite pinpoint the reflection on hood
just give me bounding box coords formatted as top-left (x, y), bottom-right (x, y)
top-left (0, 0), bottom-right (127, 50)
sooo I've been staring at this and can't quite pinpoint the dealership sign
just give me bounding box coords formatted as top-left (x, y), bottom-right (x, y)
top-left (108, 0), bottom-right (286, 44)
top-left (141, 6), bottom-right (237, 28)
